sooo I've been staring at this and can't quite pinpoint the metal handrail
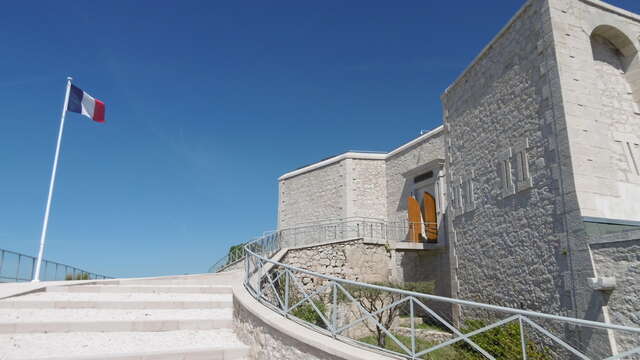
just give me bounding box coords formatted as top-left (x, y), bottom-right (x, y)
top-left (242, 232), bottom-right (640, 359)
top-left (0, 247), bottom-right (111, 282)
top-left (208, 244), bottom-right (246, 273)
top-left (209, 217), bottom-right (438, 273)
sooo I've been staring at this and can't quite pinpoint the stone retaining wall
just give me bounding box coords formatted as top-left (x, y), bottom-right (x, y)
top-left (282, 239), bottom-right (392, 286)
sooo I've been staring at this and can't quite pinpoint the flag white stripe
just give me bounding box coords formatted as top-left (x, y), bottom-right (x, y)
top-left (80, 92), bottom-right (95, 119)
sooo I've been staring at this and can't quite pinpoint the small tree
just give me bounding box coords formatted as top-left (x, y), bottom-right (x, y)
top-left (341, 282), bottom-right (433, 347)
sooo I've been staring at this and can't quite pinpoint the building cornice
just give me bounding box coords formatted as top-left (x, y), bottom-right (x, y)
top-left (387, 125), bottom-right (444, 158)
top-left (279, 125), bottom-right (444, 181)
top-left (278, 152), bottom-right (386, 181)
top-left (580, 0), bottom-right (640, 22)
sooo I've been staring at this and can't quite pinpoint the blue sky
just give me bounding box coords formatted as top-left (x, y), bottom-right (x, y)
top-left (1, 1), bottom-right (639, 278)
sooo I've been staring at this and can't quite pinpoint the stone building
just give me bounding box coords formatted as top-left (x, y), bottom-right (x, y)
top-left (276, 0), bottom-right (640, 355)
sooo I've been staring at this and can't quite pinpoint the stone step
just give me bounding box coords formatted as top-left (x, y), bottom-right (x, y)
top-left (46, 285), bottom-right (233, 294)
top-left (114, 272), bottom-right (241, 286)
top-left (0, 329), bottom-right (248, 359)
top-left (2, 290), bottom-right (232, 302)
top-left (0, 308), bottom-right (232, 333)
top-left (0, 318), bottom-right (233, 334)
top-left (0, 299), bottom-right (232, 309)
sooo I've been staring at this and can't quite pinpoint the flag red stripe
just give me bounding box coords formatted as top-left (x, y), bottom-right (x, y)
top-left (93, 99), bottom-right (105, 123)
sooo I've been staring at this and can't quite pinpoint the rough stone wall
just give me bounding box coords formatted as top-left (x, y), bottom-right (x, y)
top-left (233, 298), bottom-right (344, 360)
top-left (281, 239), bottom-right (453, 322)
top-left (442, 0), bottom-right (574, 319)
top-left (590, 236), bottom-right (640, 353)
top-left (281, 239), bottom-right (392, 287)
top-left (549, 0), bottom-right (640, 223)
top-left (349, 159), bottom-right (386, 220)
top-left (278, 161), bottom-right (346, 229)
top-left (385, 132), bottom-right (445, 223)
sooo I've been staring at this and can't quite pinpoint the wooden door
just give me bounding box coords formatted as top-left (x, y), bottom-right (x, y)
top-left (422, 192), bottom-right (438, 243)
top-left (407, 196), bottom-right (423, 243)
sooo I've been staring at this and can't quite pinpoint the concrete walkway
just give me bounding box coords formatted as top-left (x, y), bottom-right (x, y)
top-left (0, 272), bottom-right (248, 360)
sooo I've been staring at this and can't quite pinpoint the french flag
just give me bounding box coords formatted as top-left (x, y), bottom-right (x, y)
top-left (67, 84), bottom-right (105, 123)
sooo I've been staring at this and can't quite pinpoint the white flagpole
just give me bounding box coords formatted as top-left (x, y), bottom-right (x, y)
top-left (32, 77), bottom-right (72, 282)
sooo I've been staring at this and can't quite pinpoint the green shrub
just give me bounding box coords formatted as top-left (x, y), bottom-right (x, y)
top-left (65, 273), bottom-right (90, 281)
top-left (227, 243), bottom-right (245, 264)
top-left (454, 320), bottom-right (552, 360)
top-left (359, 333), bottom-right (460, 359)
top-left (291, 299), bottom-right (327, 328)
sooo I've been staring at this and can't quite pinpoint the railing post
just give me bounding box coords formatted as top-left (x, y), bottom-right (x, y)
top-left (0, 250), bottom-right (4, 280)
top-left (31, 258), bottom-right (36, 282)
top-left (410, 297), bottom-right (416, 358)
top-left (332, 281), bottom-right (338, 338)
top-left (258, 259), bottom-right (263, 300)
top-left (284, 270), bottom-right (289, 317)
top-left (519, 316), bottom-right (527, 360)
top-left (16, 254), bottom-right (21, 282)
top-left (244, 253), bottom-right (249, 281)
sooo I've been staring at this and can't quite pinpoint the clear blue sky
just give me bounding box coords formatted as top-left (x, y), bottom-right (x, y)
top-left (2, 1), bottom-right (639, 278)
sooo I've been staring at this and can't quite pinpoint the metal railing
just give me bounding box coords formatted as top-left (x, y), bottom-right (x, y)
top-left (243, 232), bottom-right (640, 359)
top-left (0, 248), bottom-right (111, 283)
top-left (210, 217), bottom-right (437, 273)
top-left (278, 218), bottom-right (438, 248)
top-left (208, 244), bottom-right (246, 273)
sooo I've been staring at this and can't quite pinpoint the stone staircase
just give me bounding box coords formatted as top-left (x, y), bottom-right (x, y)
top-left (0, 273), bottom-right (248, 360)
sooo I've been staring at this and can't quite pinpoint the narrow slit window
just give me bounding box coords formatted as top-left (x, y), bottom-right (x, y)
top-left (498, 159), bottom-right (514, 197)
top-left (519, 152), bottom-right (527, 180)
top-left (514, 144), bottom-right (531, 192)
top-left (463, 178), bottom-right (474, 210)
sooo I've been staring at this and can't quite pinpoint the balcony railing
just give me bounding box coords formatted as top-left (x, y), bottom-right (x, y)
top-left (0, 248), bottom-right (111, 282)
top-left (209, 217), bottom-right (438, 273)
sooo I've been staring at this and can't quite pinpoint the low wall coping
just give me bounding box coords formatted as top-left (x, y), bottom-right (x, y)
top-left (363, 238), bottom-right (446, 251)
top-left (285, 237), bottom-right (445, 252)
top-left (232, 279), bottom-right (396, 360)
top-left (589, 229), bottom-right (640, 245)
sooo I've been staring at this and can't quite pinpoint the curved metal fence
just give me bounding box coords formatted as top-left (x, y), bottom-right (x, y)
top-left (208, 244), bottom-right (246, 273)
top-left (209, 218), bottom-right (436, 273)
top-left (243, 232), bottom-right (640, 359)
top-left (0, 248), bottom-right (111, 282)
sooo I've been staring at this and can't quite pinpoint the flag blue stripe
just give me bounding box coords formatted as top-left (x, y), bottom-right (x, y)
top-left (67, 84), bottom-right (83, 114)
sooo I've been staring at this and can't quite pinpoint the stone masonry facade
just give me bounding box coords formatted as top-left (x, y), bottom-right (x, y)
top-left (278, 160), bottom-right (346, 229)
top-left (442, 0), bottom-right (570, 318)
top-left (385, 129), bottom-right (445, 223)
top-left (274, 0), bottom-right (640, 356)
top-left (551, 0), bottom-right (640, 223)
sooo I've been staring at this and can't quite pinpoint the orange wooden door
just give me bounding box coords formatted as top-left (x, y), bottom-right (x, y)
top-left (422, 192), bottom-right (438, 243)
top-left (407, 196), bottom-right (423, 243)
